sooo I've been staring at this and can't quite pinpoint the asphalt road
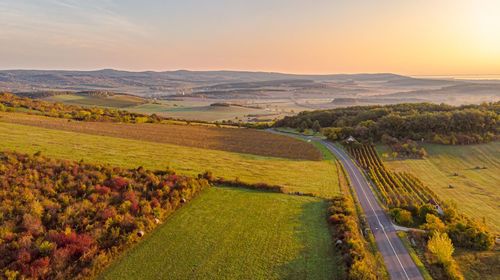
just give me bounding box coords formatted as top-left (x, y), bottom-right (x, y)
top-left (321, 141), bottom-right (424, 280)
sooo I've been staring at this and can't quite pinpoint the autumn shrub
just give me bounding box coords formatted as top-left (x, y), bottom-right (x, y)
top-left (209, 176), bottom-right (284, 193)
top-left (0, 93), bottom-right (160, 124)
top-left (427, 232), bottom-right (464, 280)
top-left (0, 151), bottom-right (210, 279)
top-left (389, 208), bottom-right (414, 226)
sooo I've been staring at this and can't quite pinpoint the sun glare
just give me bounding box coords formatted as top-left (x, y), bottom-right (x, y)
top-left (470, 0), bottom-right (500, 53)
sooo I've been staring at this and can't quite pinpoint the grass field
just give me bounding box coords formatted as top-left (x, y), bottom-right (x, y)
top-left (377, 143), bottom-right (500, 233)
top-left (0, 112), bottom-right (321, 160)
top-left (45, 94), bottom-right (281, 122)
top-left (454, 247), bottom-right (500, 280)
top-left (100, 187), bottom-right (344, 280)
top-left (129, 103), bottom-right (273, 122)
top-left (0, 121), bottom-right (340, 198)
top-left (45, 93), bottom-right (145, 108)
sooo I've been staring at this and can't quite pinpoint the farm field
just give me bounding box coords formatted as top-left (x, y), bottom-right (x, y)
top-left (44, 94), bottom-right (286, 122)
top-left (100, 187), bottom-right (344, 280)
top-left (378, 143), bottom-right (500, 233)
top-left (128, 102), bottom-right (276, 122)
top-left (454, 248), bottom-right (500, 280)
top-left (0, 112), bottom-right (321, 160)
top-left (0, 121), bottom-right (340, 198)
top-left (44, 93), bottom-right (146, 108)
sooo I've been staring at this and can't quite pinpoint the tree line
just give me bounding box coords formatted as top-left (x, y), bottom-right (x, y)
top-left (275, 102), bottom-right (499, 145)
top-left (0, 92), bottom-right (270, 129)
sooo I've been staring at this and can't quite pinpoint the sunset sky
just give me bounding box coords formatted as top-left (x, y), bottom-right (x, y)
top-left (1, 0), bottom-right (499, 75)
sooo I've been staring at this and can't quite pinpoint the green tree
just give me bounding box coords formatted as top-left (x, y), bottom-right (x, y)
top-left (312, 120), bottom-right (321, 132)
top-left (298, 121), bottom-right (308, 132)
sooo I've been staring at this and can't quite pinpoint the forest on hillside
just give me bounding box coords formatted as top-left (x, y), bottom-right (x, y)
top-left (275, 102), bottom-right (499, 145)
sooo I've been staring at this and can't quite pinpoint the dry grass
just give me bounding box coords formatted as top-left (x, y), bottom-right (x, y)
top-left (0, 120), bottom-right (340, 198)
top-left (0, 112), bottom-right (321, 160)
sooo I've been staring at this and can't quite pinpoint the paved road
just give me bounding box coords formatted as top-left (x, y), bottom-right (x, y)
top-left (321, 141), bottom-right (423, 280)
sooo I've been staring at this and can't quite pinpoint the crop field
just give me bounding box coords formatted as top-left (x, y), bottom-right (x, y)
top-left (347, 145), bottom-right (438, 209)
top-left (45, 95), bottom-right (283, 122)
top-left (0, 112), bottom-right (321, 160)
top-left (100, 187), bottom-right (344, 280)
top-left (0, 121), bottom-right (340, 198)
top-left (44, 93), bottom-right (145, 108)
top-left (378, 143), bottom-right (500, 232)
top-left (128, 103), bottom-right (274, 122)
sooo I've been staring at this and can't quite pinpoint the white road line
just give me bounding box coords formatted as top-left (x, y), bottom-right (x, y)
top-left (324, 142), bottom-right (411, 280)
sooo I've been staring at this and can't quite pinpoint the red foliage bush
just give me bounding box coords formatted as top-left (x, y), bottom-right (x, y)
top-left (95, 184), bottom-right (111, 195)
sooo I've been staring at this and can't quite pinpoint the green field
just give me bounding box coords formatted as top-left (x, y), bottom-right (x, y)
top-left (378, 143), bottom-right (500, 232)
top-left (100, 187), bottom-right (344, 280)
top-left (128, 103), bottom-right (274, 122)
top-left (0, 121), bottom-right (340, 198)
top-left (45, 94), bottom-right (281, 122)
top-left (45, 94), bottom-right (145, 108)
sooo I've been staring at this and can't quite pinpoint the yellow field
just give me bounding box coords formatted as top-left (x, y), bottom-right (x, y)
top-left (0, 121), bottom-right (340, 198)
top-left (378, 143), bottom-right (500, 233)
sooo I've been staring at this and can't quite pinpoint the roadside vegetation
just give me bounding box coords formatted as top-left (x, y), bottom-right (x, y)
top-left (327, 160), bottom-right (388, 279)
top-left (0, 151), bottom-right (209, 279)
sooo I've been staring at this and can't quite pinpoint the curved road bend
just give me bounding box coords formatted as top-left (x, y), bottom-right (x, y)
top-left (321, 141), bottom-right (423, 280)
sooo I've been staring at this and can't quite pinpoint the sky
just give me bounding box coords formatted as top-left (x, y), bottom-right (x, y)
top-left (0, 0), bottom-right (499, 75)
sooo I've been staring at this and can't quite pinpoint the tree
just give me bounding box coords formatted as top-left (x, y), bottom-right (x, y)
top-left (312, 120), bottom-right (321, 132)
top-left (422, 214), bottom-right (446, 233)
top-left (298, 121), bottom-right (308, 132)
top-left (390, 208), bottom-right (413, 226)
top-left (427, 232), bottom-right (454, 265)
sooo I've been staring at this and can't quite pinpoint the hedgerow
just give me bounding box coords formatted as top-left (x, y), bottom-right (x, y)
top-left (0, 151), bottom-right (210, 279)
top-left (328, 160), bottom-right (387, 279)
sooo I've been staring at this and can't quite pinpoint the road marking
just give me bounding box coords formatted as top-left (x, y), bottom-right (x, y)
top-left (324, 142), bottom-right (412, 280)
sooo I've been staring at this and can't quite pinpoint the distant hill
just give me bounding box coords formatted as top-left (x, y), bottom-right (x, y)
top-left (2, 69), bottom-right (497, 106)
top-left (0, 69), bottom-right (452, 95)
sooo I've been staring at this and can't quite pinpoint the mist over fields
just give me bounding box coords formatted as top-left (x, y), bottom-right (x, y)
top-left (1, 69), bottom-right (498, 106)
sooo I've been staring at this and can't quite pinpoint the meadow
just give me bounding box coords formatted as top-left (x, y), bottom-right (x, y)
top-left (0, 120), bottom-right (340, 198)
top-left (45, 93), bottom-right (145, 108)
top-left (100, 187), bottom-right (344, 280)
top-left (0, 112), bottom-right (320, 160)
top-left (44, 94), bottom-right (282, 122)
top-left (378, 143), bottom-right (500, 233)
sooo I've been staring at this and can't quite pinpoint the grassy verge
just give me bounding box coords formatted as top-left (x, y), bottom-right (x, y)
top-left (397, 232), bottom-right (433, 280)
top-left (100, 187), bottom-right (344, 280)
top-left (0, 121), bottom-right (340, 198)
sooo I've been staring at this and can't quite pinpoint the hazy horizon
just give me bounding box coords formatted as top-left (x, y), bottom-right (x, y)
top-left (1, 0), bottom-right (499, 75)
